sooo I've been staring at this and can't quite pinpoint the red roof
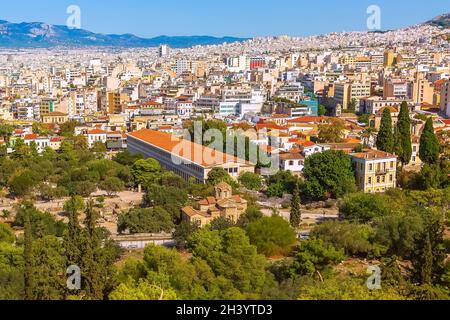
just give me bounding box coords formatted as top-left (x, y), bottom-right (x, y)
top-left (24, 134), bottom-right (38, 140)
top-left (88, 129), bottom-right (107, 135)
top-left (128, 129), bottom-right (254, 168)
top-left (289, 116), bottom-right (325, 124)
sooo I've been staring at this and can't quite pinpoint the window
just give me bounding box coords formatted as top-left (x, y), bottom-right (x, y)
top-left (289, 161), bottom-right (294, 166)
top-left (376, 176), bottom-right (380, 184)
top-left (368, 177), bottom-right (372, 184)
top-left (389, 174), bottom-right (393, 182)
top-left (369, 164), bottom-right (373, 171)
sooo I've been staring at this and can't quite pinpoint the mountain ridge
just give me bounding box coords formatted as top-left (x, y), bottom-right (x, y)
top-left (0, 20), bottom-right (249, 48)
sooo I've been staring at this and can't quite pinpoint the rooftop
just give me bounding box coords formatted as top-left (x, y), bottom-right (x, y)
top-left (351, 149), bottom-right (397, 160)
top-left (128, 129), bottom-right (253, 168)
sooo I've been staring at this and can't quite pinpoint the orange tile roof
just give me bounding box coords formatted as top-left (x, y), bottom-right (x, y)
top-left (24, 134), bottom-right (38, 140)
top-left (351, 149), bottom-right (397, 160)
top-left (88, 129), bottom-right (107, 135)
top-left (128, 129), bottom-right (253, 168)
top-left (289, 116), bottom-right (326, 124)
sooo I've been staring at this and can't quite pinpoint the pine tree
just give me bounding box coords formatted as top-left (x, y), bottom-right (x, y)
top-left (376, 108), bottom-right (394, 153)
top-left (290, 183), bottom-right (301, 228)
top-left (396, 102), bottom-right (412, 166)
top-left (419, 117), bottom-right (440, 164)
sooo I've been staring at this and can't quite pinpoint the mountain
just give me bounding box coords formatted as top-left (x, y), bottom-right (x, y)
top-left (0, 20), bottom-right (248, 48)
top-left (425, 13), bottom-right (450, 29)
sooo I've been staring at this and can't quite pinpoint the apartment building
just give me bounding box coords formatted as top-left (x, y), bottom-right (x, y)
top-left (41, 112), bottom-right (69, 124)
top-left (334, 82), bottom-right (371, 110)
top-left (440, 79), bottom-right (450, 117)
top-left (409, 75), bottom-right (435, 105)
top-left (351, 149), bottom-right (397, 193)
top-left (383, 79), bottom-right (408, 99)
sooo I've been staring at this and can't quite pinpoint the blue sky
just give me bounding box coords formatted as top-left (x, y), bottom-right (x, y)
top-left (1, 0), bottom-right (449, 38)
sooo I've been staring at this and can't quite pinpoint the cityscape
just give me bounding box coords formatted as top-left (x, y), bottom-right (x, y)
top-left (0, 1), bottom-right (449, 306)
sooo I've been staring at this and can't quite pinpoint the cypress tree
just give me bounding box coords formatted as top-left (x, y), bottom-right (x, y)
top-left (376, 108), bottom-right (394, 153)
top-left (80, 200), bottom-right (117, 300)
top-left (419, 117), bottom-right (440, 164)
top-left (23, 209), bottom-right (33, 300)
top-left (64, 196), bottom-right (84, 267)
top-left (290, 183), bottom-right (301, 228)
top-left (396, 102), bottom-right (412, 165)
top-left (412, 218), bottom-right (446, 285)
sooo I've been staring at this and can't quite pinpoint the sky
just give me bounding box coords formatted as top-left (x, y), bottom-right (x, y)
top-left (0, 0), bottom-right (449, 38)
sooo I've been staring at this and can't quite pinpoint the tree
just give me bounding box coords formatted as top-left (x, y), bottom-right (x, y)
top-left (91, 141), bottom-right (107, 154)
top-left (246, 216), bottom-right (296, 257)
top-left (72, 180), bottom-right (97, 197)
top-left (0, 123), bottom-right (14, 145)
top-left (339, 193), bottom-right (391, 223)
top-left (78, 200), bottom-right (120, 299)
top-left (396, 102), bottom-right (412, 166)
top-left (297, 275), bottom-right (405, 300)
top-left (290, 183), bottom-right (301, 228)
top-left (210, 216), bottom-right (235, 231)
top-left (99, 177), bottom-right (125, 197)
top-left (118, 207), bottom-right (174, 234)
top-left (110, 278), bottom-right (177, 300)
top-left (318, 119), bottom-right (345, 143)
top-left (60, 121), bottom-right (79, 137)
top-left (358, 114), bottom-right (371, 126)
top-left (318, 104), bottom-right (326, 116)
top-left (23, 208), bottom-right (33, 300)
top-left (290, 238), bottom-right (345, 278)
top-left (311, 221), bottom-right (379, 257)
top-left (143, 184), bottom-right (188, 220)
top-left (206, 168), bottom-right (234, 186)
top-left (173, 221), bottom-right (200, 250)
top-left (131, 158), bottom-right (161, 187)
top-left (411, 217), bottom-right (446, 285)
top-left (348, 98), bottom-right (357, 113)
top-left (238, 172), bottom-right (263, 191)
top-left (302, 151), bottom-right (356, 200)
top-left (113, 150), bottom-right (144, 167)
top-left (64, 196), bottom-right (84, 266)
top-left (187, 228), bottom-right (267, 296)
top-left (237, 205), bottom-right (263, 228)
top-left (419, 117), bottom-right (440, 164)
top-left (0, 222), bottom-right (15, 243)
top-left (28, 235), bottom-right (66, 300)
top-left (0, 242), bottom-right (24, 300)
top-left (9, 172), bottom-right (36, 197)
top-left (376, 108), bottom-right (394, 153)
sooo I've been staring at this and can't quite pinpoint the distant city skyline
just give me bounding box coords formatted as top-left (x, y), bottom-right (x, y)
top-left (0, 0), bottom-right (449, 38)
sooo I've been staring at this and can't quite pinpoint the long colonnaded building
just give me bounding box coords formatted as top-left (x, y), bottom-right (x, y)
top-left (127, 129), bottom-right (255, 183)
